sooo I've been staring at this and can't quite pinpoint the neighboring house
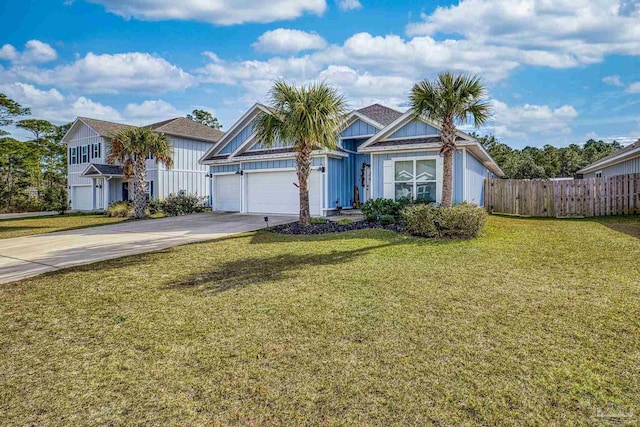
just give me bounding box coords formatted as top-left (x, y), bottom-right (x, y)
top-left (199, 103), bottom-right (503, 216)
top-left (577, 139), bottom-right (640, 178)
top-left (63, 117), bottom-right (223, 211)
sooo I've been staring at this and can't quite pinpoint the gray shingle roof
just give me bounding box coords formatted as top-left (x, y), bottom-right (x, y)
top-left (579, 139), bottom-right (640, 172)
top-left (78, 117), bottom-right (133, 137)
top-left (147, 117), bottom-right (224, 143)
top-left (357, 104), bottom-right (404, 127)
top-left (370, 136), bottom-right (464, 148)
top-left (83, 164), bottom-right (124, 176)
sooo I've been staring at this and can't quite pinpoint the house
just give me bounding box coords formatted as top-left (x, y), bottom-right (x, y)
top-left (63, 117), bottom-right (223, 211)
top-left (577, 139), bottom-right (640, 178)
top-left (199, 103), bottom-right (503, 216)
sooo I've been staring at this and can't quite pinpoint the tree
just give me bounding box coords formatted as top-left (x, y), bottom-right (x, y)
top-left (410, 72), bottom-right (492, 208)
top-left (107, 127), bottom-right (173, 218)
top-left (254, 80), bottom-right (347, 225)
top-left (16, 119), bottom-right (57, 143)
top-left (186, 109), bottom-right (222, 129)
top-left (0, 93), bottom-right (30, 134)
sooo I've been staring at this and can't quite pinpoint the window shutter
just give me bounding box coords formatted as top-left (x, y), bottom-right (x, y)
top-left (436, 156), bottom-right (444, 204)
top-left (383, 160), bottom-right (394, 199)
top-left (150, 181), bottom-right (154, 199)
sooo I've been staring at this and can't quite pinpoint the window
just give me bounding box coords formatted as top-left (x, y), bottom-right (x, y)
top-left (394, 159), bottom-right (437, 203)
top-left (69, 147), bottom-right (77, 165)
top-left (81, 145), bottom-right (88, 163)
top-left (595, 170), bottom-right (603, 178)
top-left (145, 181), bottom-right (154, 200)
top-left (91, 143), bottom-right (101, 159)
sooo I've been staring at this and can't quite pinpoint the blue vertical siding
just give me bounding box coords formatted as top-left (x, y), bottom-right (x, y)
top-left (340, 119), bottom-right (378, 138)
top-left (211, 164), bottom-right (240, 173)
top-left (389, 119), bottom-right (438, 139)
top-left (465, 150), bottom-right (490, 206)
top-left (218, 122), bottom-right (255, 154)
top-left (454, 150), bottom-right (464, 204)
top-left (249, 137), bottom-right (294, 151)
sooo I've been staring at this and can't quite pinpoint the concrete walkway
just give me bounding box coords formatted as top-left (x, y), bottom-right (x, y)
top-left (0, 211), bottom-right (58, 220)
top-left (0, 213), bottom-right (295, 283)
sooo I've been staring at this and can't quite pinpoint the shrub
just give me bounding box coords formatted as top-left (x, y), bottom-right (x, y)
top-left (401, 203), bottom-right (487, 239)
top-left (336, 218), bottom-right (353, 225)
top-left (106, 201), bottom-right (133, 218)
top-left (360, 198), bottom-right (409, 222)
top-left (158, 193), bottom-right (207, 217)
top-left (379, 214), bottom-right (396, 226)
top-left (310, 217), bottom-right (328, 224)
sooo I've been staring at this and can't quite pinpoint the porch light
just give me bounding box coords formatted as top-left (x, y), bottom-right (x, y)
top-left (264, 216), bottom-right (269, 227)
top-left (318, 166), bottom-right (326, 173)
top-left (235, 170), bottom-right (244, 175)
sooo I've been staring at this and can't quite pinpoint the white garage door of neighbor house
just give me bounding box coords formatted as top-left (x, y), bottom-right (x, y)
top-left (73, 186), bottom-right (93, 210)
top-left (214, 174), bottom-right (241, 211)
top-left (247, 170), bottom-right (322, 216)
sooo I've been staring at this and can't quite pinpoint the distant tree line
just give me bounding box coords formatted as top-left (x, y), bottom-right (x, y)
top-left (1, 94), bottom-right (69, 213)
top-left (473, 133), bottom-right (623, 179)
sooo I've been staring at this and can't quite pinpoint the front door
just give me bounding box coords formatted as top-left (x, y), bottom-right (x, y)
top-left (122, 182), bottom-right (129, 201)
top-left (361, 163), bottom-right (371, 202)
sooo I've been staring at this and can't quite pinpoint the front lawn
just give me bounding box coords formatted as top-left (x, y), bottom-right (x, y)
top-left (0, 214), bottom-right (127, 239)
top-left (1, 216), bottom-right (639, 425)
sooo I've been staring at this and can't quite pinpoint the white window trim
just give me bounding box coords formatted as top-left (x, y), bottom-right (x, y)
top-left (595, 170), bottom-right (603, 178)
top-left (387, 155), bottom-right (442, 203)
top-left (391, 156), bottom-right (439, 203)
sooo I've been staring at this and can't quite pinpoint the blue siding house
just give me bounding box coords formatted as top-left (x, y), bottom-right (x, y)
top-left (578, 140), bottom-right (640, 178)
top-left (200, 103), bottom-right (504, 216)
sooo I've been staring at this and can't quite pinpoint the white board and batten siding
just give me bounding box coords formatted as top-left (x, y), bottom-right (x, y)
top-left (157, 136), bottom-right (211, 200)
top-left (66, 123), bottom-right (106, 187)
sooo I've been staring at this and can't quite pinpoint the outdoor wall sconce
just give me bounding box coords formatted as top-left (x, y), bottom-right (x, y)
top-left (205, 173), bottom-right (212, 178)
top-left (318, 166), bottom-right (326, 173)
top-left (235, 170), bottom-right (244, 175)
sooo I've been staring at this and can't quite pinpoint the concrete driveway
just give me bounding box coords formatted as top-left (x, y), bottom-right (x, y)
top-left (0, 213), bottom-right (294, 284)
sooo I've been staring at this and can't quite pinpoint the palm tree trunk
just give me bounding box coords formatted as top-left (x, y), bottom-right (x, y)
top-left (440, 116), bottom-right (457, 208)
top-left (296, 142), bottom-right (312, 226)
top-left (133, 155), bottom-right (147, 219)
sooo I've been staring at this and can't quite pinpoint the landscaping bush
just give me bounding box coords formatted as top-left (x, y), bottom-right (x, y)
top-left (336, 218), bottom-right (353, 225)
top-left (360, 198), bottom-right (409, 222)
top-left (158, 193), bottom-right (207, 217)
top-left (310, 217), bottom-right (328, 224)
top-left (106, 201), bottom-right (133, 218)
top-left (379, 214), bottom-right (396, 226)
top-left (401, 203), bottom-right (487, 238)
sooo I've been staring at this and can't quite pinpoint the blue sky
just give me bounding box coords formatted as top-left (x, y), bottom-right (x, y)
top-left (1, 0), bottom-right (639, 148)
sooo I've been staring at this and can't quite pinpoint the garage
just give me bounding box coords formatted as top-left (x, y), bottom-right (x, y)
top-left (72, 185), bottom-right (93, 211)
top-left (214, 174), bottom-right (241, 211)
top-left (246, 170), bottom-right (322, 216)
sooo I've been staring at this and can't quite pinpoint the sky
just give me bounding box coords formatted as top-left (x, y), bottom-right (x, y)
top-left (1, 0), bottom-right (639, 148)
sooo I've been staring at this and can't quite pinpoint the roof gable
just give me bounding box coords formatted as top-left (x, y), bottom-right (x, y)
top-left (62, 119), bottom-right (100, 143)
top-left (341, 119), bottom-right (378, 138)
top-left (388, 119), bottom-right (438, 139)
top-left (357, 104), bottom-right (403, 127)
top-left (79, 117), bottom-right (133, 137)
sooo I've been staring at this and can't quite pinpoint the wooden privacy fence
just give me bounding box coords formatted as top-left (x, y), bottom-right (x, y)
top-left (484, 174), bottom-right (640, 217)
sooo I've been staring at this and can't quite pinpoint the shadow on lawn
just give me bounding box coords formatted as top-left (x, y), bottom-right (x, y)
top-left (590, 216), bottom-right (640, 239)
top-left (166, 240), bottom-right (405, 294)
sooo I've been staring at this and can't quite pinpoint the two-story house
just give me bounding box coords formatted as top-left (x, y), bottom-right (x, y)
top-left (63, 116), bottom-right (223, 211)
top-left (199, 103), bottom-right (503, 216)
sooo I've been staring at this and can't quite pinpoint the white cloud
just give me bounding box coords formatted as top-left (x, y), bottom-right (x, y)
top-left (337, 0), bottom-right (362, 11)
top-left (603, 75), bottom-right (624, 87)
top-left (490, 100), bottom-right (579, 141)
top-left (86, 0), bottom-right (327, 25)
top-left (15, 52), bottom-right (195, 94)
top-left (406, 0), bottom-right (640, 68)
top-left (123, 99), bottom-right (184, 124)
top-left (627, 82), bottom-right (640, 93)
top-left (0, 44), bottom-right (18, 61)
top-left (253, 29), bottom-right (327, 54)
top-left (0, 40), bottom-right (57, 64)
top-left (0, 82), bottom-right (122, 123)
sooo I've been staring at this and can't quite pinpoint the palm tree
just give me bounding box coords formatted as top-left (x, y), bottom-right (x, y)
top-left (409, 72), bottom-right (492, 208)
top-left (254, 80), bottom-right (348, 225)
top-left (107, 127), bottom-right (173, 218)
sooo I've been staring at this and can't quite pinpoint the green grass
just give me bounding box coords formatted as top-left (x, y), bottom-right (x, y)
top-left (0, 214), bottom-right (127, 239)
top-left (1, 216), bottom-right (639, 425)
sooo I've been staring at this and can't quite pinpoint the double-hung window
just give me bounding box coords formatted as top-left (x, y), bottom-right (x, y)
top-left (81, 145), bottom-right (89, 163)
top-left (91, 143), bottom-right (101, 159)
top-left (393, 159), bottom-right (437, 203)
top-left (69, 147), bottom-right (77, 164)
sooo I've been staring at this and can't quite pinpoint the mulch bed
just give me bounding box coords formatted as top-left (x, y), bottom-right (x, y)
top-left (271, 220), bottom-right (402, 235)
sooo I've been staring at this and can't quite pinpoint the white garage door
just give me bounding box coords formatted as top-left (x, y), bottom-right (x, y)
top-left (72, 186), bottom-right (93, 211)
top-left (214, 174), bottom-right (241, 211)
top-left (247, 170), bottom-right (322, 216)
